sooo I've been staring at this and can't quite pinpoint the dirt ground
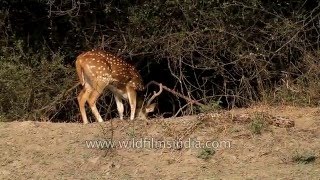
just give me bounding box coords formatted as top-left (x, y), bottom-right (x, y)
top-left (0, 105), bottom-right (319, 179)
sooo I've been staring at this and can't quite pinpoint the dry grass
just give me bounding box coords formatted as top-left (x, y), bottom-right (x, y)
top-left (0, 105), bottom-right (319, 179)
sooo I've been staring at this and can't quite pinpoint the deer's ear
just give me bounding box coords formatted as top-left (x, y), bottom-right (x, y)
top-left (145, 103), bottom-right (156, 113)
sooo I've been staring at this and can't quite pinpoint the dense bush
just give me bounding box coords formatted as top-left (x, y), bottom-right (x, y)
top-left (0, 0), bottom-right (319, 121)
top-left (0, 41), bottom-right (76, 121)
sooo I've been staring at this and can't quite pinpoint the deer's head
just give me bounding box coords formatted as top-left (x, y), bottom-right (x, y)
top-left (136, 83), bottom-right (163, 120)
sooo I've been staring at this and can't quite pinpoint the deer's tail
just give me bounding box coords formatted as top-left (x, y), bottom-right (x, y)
top-left (75, 57), bottom-right (85, 86)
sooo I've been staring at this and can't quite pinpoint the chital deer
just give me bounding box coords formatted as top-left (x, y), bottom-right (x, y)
top-left (76, 49), bottom-right (162, 124)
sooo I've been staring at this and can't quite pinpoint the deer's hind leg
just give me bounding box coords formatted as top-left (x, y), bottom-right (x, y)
top-left (77, 84), bottom-right (92, 124)
top-left (87, 90), bottom-right (104, 123)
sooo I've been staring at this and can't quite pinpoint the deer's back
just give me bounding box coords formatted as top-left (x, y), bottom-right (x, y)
top-left (77, 50), bottom-right (144, 91)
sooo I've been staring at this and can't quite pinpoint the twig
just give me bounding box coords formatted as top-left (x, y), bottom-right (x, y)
top-left (146, 81), bottom-right (204, 106)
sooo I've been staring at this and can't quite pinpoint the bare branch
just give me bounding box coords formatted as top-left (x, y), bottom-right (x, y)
top-left (146, 81), bottom-right (204, 106)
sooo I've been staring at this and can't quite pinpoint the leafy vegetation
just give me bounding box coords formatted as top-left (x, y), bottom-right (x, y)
top-left (0, 0), bottom-right (320, 121)
top-left (292, 151), bottom-right (317, 164)
top-left (249, 113), bottom-right (269, 135)
top-left (197, 147), bottom-right (215, 160)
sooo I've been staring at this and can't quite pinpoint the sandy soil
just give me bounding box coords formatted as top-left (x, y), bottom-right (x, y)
top-left (0, 105), bottom-right (319, 179)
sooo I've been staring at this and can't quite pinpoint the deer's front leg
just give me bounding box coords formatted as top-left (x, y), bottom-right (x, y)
top-left (126, 86), bottom-right (137, 120)
top-left (114, 94), bottom-right (124, 120)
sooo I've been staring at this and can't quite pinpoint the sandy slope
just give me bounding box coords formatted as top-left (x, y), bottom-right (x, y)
top-left (0, 105), bottom-right (319, 179)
